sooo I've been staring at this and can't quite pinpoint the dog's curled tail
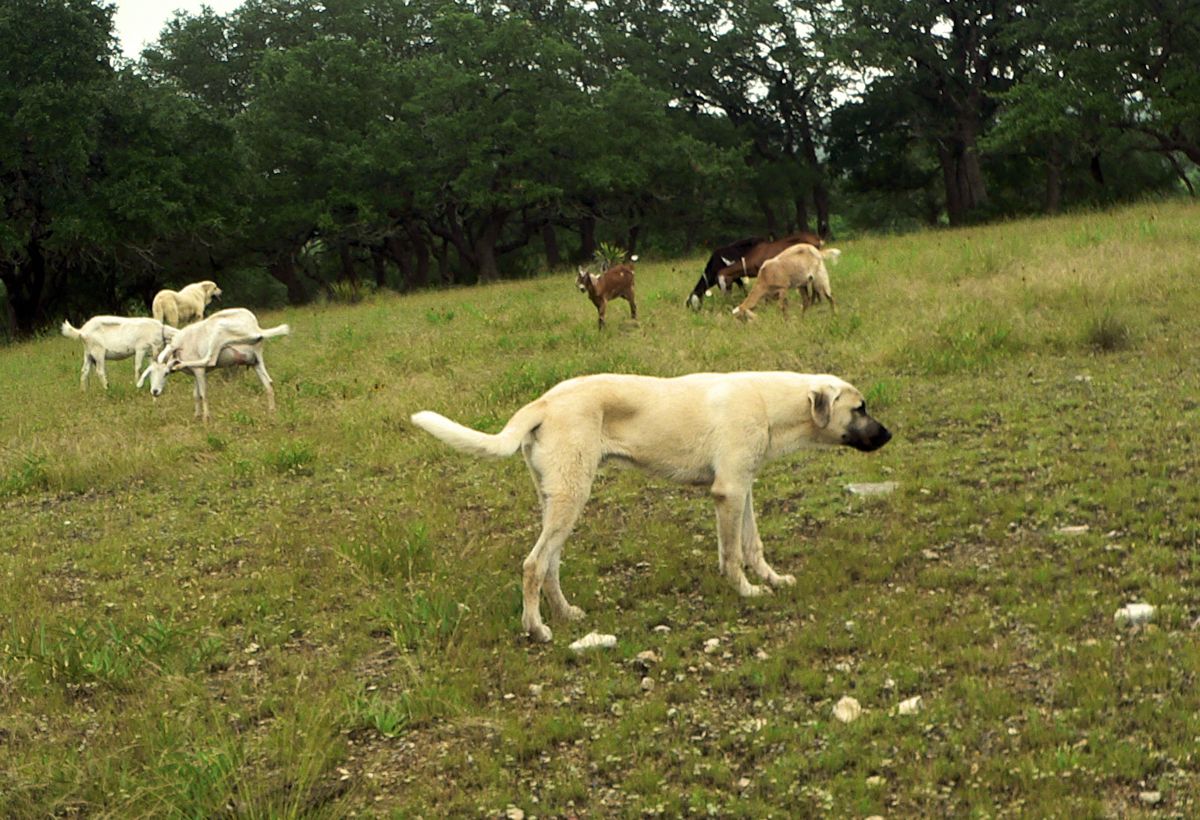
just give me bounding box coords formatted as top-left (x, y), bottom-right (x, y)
top-left (61, 320), bottom-right (82, 340)
top-left (411, 402), bottom-right (545, 458)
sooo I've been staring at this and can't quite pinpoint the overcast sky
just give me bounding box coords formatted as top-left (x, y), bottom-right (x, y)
top-left (112, 0), bottom-right (243, 59)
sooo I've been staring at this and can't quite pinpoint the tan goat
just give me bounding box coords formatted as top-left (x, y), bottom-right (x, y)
top-left (732, 244), bottom-right (840, 321)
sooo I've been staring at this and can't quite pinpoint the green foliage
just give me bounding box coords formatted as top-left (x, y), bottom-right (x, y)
top-left (592, 242), bottom-right (629, 270)
top-left (264, 440), bottom-right (315, 475)
top-left (4, 0), bottom-right (1196, 336)
top-left (1, 453), bottom-right (48, 496)
top-left (1083, 310), bottom-right (1133, 352)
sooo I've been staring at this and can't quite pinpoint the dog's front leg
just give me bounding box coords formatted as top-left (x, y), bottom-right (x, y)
top-left (741, 489), bottom-right (795, 588)
top-left (712, 481), bottom-right (766, 597)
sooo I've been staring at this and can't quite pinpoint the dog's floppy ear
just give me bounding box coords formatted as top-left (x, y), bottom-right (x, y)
top-left (809, 386), bottom-right (838, 429)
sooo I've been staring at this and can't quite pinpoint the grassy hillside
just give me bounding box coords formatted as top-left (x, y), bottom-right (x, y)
top-left (2, 199), bottom-right (1199, 816)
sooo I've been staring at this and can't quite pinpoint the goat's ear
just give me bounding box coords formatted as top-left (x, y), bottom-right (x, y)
top-left (808, 386), bottom-right (838, 429)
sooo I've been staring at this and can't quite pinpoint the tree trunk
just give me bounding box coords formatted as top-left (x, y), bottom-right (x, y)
top-left (386, 235), bottom-right (413, 288)
top-left (0, 271), bottom-right (39, 337)
top-left (757, 194), bottom-right (779, 237)
top-left (578, 213), bottom-right (597, 261)
top-left (937, 142), bottom-right (966, 225)
top-left (372, 248), bottom-right (388, 289)
top-left (406, 223), bottom-right (430, 289)
top-left (473, 210), bottom-right (508, 283)
top-left (3, 239), bottom-right (50, 336)
top-left (812, 183), bottom-right (831, 238)
top-left (436, 238), bottom-right (452, 285)
top-left (268, 252), bottom-right (308, 303)
top-left (958, 142), bottom-right (989, 211)
top-left (626, 223), bottom-right (641, 258)
top-left (683, 222), bottom-right (696, 256)
top-left (798, 109), bottom-right (830, 237)
top-left (541, 223), bottom-right (561, 268)
top-left (1044, 148), bottom-right (1063, 214)
top-left (794, 196), bottom-right (811, 234)
top-left (338, 242), bottom-right (359, 289)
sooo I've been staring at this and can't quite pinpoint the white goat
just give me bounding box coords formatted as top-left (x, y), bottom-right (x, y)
top-left (138, 308), bottom-right (290, 422)
top-left (61, 316), bottom-right (178, 390)
top-left (151, 280), bottom-right (222, 327)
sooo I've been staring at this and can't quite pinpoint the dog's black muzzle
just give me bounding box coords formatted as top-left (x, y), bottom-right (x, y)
top-left (845, 420), bottom-right (892, 452)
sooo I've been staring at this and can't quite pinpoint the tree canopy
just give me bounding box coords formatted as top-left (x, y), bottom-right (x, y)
top-left (1, 0), bottom-right (1195, 337)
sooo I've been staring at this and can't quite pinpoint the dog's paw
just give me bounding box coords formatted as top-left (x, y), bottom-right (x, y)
top-left (771, 574), bottom-right (797, 587)
top-left (526, 623), bottom-right (553, 643)
top-left (740, 582), bottom-right (770, 598)
top-left (560, 605), bottom-right (586, 622)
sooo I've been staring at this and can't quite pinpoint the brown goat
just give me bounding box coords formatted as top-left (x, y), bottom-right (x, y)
top-left (576, 263), bottom-right (637, 329)
top-left (710, 231), bottom-right (823, 292)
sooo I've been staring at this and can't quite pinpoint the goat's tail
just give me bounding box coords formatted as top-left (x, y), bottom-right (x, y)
top-left (260, 323), bottom-right (290, 339)
top-left (411, 401), bottom-right (545, 459)
top-left (821, 248), bottom-right (842, 265)
top-left (60, 321), bottom-right (82, 340)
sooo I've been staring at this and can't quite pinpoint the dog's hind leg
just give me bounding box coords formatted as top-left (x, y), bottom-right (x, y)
top-left (741, 489), bottom-right (795, 588)
top-left (522, 490), bottom-right (590, 641)
top-left (520, 441), bottom-right (584, 624)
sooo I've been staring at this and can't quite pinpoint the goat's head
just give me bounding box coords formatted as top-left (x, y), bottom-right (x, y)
top-left (575, 267), bottom-right (592, 292)
top-left (139, 359), bottom-right (172, 397)
top-left (140, 348), bottom-right (186, 397)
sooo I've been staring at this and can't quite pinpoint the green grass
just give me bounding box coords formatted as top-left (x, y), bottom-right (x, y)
top-left (2, 199), bottom-right (1200, 815)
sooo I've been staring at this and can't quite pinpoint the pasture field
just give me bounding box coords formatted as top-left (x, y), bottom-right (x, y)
top-left (2, 199), bottom-right (1199, 817)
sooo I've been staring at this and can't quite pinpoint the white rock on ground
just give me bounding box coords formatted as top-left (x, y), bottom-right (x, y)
top-left (1114, 603), bottom-right (1156, 626)
top-left (846, 481), bottom-right (898, 496)
top-left (833, 696), bottom-right (862, 723)
top-left (897, 695), bottom-right (923, 715)
top-left (568, 632), bottom-right (617, 652)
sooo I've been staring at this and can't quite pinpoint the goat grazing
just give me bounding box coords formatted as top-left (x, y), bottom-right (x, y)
top-left (687, 231), bottom-right (823, 310)
top-left (686, 236), bottom-right (762, 309)
top-left (138, 308), bottom-right (289, 422)
top-left (732, 244), bottom-right (840, 321)
top-left (151, 280), bottom-right (222, 327)
top-left (576, 260), bottom-right (637, 330)
top-left (61, 316), bottom-right (178, 390)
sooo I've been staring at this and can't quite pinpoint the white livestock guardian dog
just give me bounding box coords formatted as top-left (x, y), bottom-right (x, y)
top-left (61, 316), bottom-right (178, 389)
top-left (412, 371), bottom-right (892, 642)
top-left (139, 307), bottom-right (289, 421)
top-left (151, 280), bottom-right (222, 327)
